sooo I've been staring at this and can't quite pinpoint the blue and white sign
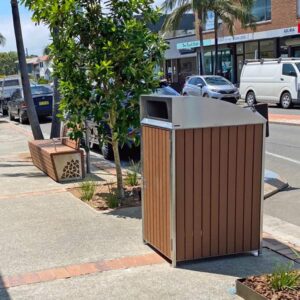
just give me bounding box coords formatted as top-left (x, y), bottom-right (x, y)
top-left (176, 27), bottom-right (299, 50)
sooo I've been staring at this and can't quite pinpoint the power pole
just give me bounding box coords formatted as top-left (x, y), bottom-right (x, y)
top-left (11, 0), bottom-right (44, 140)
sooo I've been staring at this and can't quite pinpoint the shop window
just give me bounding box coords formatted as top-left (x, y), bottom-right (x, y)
top-left (251, 0), bottom-right (271, 22)
top-left (297, 0), bottom-right (300, 18)
top-left (260, 39), bottom-right (276, 58)
top-left (245, 41), bottom-right (259, 59)
top-left (236, 43), bottom-right (244, 55)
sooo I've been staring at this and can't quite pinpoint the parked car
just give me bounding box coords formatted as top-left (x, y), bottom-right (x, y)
top-left (182, 75), bottom-right (240, 104)
top-left (86, 83), bottom-right (180, 160)
top-left (8, 85), bottom-right (53, 124)
top-left (0, 76), bottom-right (21, 115)
top-left (240, 58), bottom-right (300, 109)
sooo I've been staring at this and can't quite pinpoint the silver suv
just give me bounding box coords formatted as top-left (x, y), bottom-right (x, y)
top-left (182, 75), bottom-right (240, 104)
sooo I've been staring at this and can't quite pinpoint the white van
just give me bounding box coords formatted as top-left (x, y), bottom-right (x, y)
top-left (240, 58), bottom-right (300, 109)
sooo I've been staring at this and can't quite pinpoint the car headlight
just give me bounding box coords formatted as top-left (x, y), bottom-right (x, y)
top-left (211, 89), bottom-right (219, 93)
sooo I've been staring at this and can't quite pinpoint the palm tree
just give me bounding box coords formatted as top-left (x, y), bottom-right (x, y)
top-left (161, 0), bottom-right (255, 75)
top-left (162, 0), bottom-right (212, 75)
top-left (212, 0), bottom-right (255, 75)
top-left (11, 0), bottom-right (44, 140)
top-left (0, 33), bottom-right (5, 46)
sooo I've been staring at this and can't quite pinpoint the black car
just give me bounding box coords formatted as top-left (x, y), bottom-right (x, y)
top-left (86, 83), bottom-right (180, 160)
top-left (8, 85), bottom-right (53, 123)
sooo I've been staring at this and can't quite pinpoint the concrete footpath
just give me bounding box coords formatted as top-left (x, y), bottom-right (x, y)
top-left (0, 120), bottom-right (299, 300)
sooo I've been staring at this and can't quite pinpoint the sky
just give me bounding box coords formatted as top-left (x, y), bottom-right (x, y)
top-left (0, 0), bottom-right (165, 56)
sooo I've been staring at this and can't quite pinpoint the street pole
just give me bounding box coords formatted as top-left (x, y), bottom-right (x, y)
top-left (11, 0), bottom-right (43, 140)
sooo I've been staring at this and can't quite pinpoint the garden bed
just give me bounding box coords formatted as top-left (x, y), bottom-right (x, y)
top-left (68, 182), bottom-right (141, 211)
top-left (236, 273), bottom-right (300, 300)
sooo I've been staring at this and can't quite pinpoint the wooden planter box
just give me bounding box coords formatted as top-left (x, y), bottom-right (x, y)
top-left (236, 279), bottom-right (268, 300)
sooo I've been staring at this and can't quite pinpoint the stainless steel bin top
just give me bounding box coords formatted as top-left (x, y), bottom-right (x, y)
top-left (140, 95), bottom-right (266, 130)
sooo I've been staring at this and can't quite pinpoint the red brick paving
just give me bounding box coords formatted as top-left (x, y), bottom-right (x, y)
top-left (269, 113), bottom-right (300, 125)
top-left (0, 253), bottom-right (165, 289)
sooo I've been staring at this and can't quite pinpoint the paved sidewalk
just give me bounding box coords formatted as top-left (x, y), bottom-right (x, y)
top-left (269, 113), bottom-right (300, 126)
top-left (0, 119), bottom-right (299, 299)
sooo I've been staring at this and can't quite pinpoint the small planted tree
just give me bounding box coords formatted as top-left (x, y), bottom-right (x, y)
top-left (24, 0), bottom-right (166, 201)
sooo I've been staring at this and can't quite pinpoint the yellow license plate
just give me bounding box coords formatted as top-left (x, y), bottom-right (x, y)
top-left (39, 101), bottom-right (49, 106)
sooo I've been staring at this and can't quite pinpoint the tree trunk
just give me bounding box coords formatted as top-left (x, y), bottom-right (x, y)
top-left (84, 119), bottom-right (91, 174)
top-left (111, 136), bottom-right (124, 203)
top-left (50, 27), bottom-right (61, 139)
top-left (198, 9), bottom-right (205, 75)
top-left (214, 14), bottom-right (219, 75)
top-left (11, 0), bottom-right (43, 140)
top-left (50, 76), bottom-right (61, 138)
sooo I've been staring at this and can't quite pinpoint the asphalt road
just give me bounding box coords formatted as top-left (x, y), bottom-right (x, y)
top-left (3, 109), bottom-right (300, 228)
top-left (265, 123), bottom-right (300, 227)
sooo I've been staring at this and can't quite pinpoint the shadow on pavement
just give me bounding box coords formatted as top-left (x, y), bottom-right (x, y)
top-left (0, 163), bottom-right (32, 168)
top-left (278, 186), bottom-right (300, 193)
top-left (178, 248), bottom-right (296, 278)
top-left (0, 172), bottom-right (46, 178)
top-left (105, 206), bottom-right (141, 219)
top-left (0, 273), bottom-right (10, 300)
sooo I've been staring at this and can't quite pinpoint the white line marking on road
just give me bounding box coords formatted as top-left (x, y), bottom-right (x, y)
top-left (266, 151), bottom-right (300, 165)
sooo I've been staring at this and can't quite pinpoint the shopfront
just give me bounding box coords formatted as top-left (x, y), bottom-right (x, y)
top-left (175, 26), bottom-right (300, 84)
top-left (164, 34), bottom-right (198, 92)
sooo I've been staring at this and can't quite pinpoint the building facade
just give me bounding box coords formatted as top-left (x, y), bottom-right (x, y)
top-left (167, 0), bottom-right (300, 88)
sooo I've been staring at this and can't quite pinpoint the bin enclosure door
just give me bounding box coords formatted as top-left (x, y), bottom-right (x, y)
top-left (175, 125), bottom-right (263, 261)
top-left (142, 126), bottom-right (171, 259)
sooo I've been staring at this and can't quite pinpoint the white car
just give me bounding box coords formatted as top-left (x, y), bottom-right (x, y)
top-left (240, 58), bottom-right (300, 109)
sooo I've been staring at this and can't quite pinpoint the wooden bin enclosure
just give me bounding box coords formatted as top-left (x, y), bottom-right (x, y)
top-left (141, 96), bottom-right (266, 266)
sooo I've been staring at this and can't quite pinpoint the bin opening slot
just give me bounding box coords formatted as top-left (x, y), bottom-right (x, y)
top-left (147, 100), bottom-right (169, 120)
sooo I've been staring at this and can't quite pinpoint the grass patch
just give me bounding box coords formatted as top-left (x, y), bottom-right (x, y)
top-left (79, 179), bottom-right (96, 201)
top-left (125, 160), bottom-right (140, 186)
top-left (269, 262), bottom-right (300, 292)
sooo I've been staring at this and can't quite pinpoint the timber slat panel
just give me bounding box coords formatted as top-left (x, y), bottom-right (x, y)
top-left (175, 125), bottom-right (263, 261)
top-left (193, 129), bottom-right (202, 258)
top-left (184, 130), bottom-right (194, 260)
top-left (176, 130), bottom-right (185, 261)
top-left (202, 128), bottom-right (211, 258)
top-left (142, 126), bottom-right (171, 259)
top-left (227, 127), bottom-right (238, 254)
top-left (143, 123), bottom-right (263, 263)
top-left (235, 126), bottom-right (246, 253)
top-left (244, 125), bottom-right (254, 251)
top-left (219, 127), bottom-right (229, 256)
top-left (211, 127), bottom-right (220, 257)
top-left (252, 125), bottom-right (263, 250)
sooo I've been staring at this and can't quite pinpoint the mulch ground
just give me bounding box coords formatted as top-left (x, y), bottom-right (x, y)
top-left (68, 183), bottom-right (141, 211)
top-left (243, 274), bottom-right (300, 300)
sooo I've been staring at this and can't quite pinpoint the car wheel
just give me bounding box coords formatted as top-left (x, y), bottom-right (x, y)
top-left (280, 92), bottom-right (292, 109)
top-left (19, 111), bottom-right (26, 124)
top-left (246, 91), bottom-right (256, 106)
top-left (9, 109), bottom-right (14, 121)
top-left (203, 93), bottom-right (209, 98)
top-left (101, 142), bottom-right (114, 160)
top-left (182, 92), bottom-right (188, 96)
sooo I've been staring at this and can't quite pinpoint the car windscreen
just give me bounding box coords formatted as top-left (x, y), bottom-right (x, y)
top-left (155, 86), bottom-right (179, 96)
top-left (31, 86), bottom-right (52, 95)
top-left (4, 79), bottom-right (19, 87)
top-left (295, 63), bottom-right (300, 72)
top-left (204, 77), bottom-right (230, 86)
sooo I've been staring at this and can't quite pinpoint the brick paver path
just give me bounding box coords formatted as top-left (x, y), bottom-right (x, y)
top-left (269, 113), bottom-right (300, 126)
top-left (0, 253), bottom-right (165, 289)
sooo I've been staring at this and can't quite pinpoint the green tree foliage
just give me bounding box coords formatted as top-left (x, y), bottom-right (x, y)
top-left (0, 52), bottom-right (18, 75)
top-left (22, 0), bottom-right (166, 199)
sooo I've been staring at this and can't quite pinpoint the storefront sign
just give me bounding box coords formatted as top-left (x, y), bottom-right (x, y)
top-left (177, 27), bottom-right (299, 50)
